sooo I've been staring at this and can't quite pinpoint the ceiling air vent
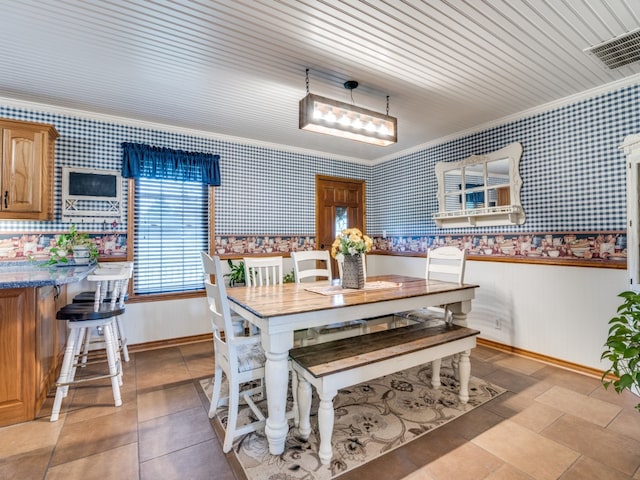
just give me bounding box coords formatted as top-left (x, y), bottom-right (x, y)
top-left (584, 28), bottom-right (640, 69)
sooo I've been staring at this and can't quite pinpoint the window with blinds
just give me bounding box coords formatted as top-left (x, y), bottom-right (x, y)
top-left (133, 177), bottom-right (208, 295)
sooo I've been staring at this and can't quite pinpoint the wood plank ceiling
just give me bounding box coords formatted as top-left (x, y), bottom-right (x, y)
top-left (0, 0), bottom-right (639, 163)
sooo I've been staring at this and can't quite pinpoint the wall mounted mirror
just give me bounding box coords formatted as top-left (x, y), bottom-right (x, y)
top-left (434, 142), bottom-right (524, 227)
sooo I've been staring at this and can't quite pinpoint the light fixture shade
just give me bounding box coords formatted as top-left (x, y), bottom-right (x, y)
top-left (299, 93), bottom-right (397, 146)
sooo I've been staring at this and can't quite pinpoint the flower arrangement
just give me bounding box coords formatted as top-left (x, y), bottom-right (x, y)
top-left (331, 228), bottom-right (373, 260)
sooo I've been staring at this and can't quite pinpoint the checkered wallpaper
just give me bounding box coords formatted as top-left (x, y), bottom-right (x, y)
top-left (370, 84), bottom-right (640, 236)
top-left (0, 83), bottom-right (638, 240)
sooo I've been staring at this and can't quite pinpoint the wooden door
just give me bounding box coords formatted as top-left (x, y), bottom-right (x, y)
top-left (315, 175), bottom-right (366, 278)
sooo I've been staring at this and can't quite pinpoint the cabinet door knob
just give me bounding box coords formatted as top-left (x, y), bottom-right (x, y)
top-left (3, 191), bottom-right (7, 208)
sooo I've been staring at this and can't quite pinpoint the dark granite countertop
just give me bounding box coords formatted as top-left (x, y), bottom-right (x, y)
top-left (0, 261), bottom-right (96, 289)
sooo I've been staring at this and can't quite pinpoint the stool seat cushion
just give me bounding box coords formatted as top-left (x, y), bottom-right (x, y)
top-left (57, 304), bottom-right (125, 321)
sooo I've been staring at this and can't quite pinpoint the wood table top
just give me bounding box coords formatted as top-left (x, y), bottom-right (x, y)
top-left (226, 274), bottom-right (478, 319)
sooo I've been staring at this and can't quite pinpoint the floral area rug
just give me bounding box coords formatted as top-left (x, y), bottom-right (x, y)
top-left (200, 361), bottom-right (505, 480)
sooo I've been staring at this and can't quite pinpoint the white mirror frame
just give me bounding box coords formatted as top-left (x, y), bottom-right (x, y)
top-left (622, 133), bottom-right (640, 292)
top-left (433, 142), bottom-right (525, 228)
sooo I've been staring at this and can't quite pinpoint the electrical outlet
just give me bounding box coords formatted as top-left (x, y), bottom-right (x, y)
top-left (494, 318), bottom-right (501, 330)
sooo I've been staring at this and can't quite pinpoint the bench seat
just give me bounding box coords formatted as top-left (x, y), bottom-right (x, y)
top-left (289, 322), bottom-right (480, 465)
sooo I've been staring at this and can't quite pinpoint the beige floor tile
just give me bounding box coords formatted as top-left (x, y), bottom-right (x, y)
top-left (50, 406), bottom-right (138, 466)
top-left (140, 438), bottom-right (234, 480)
top-left (559, 456), bottom-right (634, 480)
top-left (472, 419), bottom-right (580, 480)
top-left (138, 406), bottom-right (215, 462)
top-left (46, 443), bottom-right (139, 480)
top-left (483, 367), bottom-right (540, 394)
top-left (485, 464), bottom-right (535, 480)
top-left (494, 355), bottom-right (547, 376)
top-left (401, 465), bottom-right (437, 480)
top-left (542, 414), bottom-right (640, 476)
top-left (0, 447), bottom-right (53, 479)
top-left (607, 409), bottom-right (640, 442)
top-left (0, 416), bottom-right (64, 457)
top-left (589, 385), bottom-right (640, 411)
top-left (137, 381), bottom-right (203, 422)
top-left (424, 442), bottom-right (503, 480)
top-left (536, 386), bottom-right (621, 427)
top-left (471, 345), bottom-right (510, 363)
top-left (511, 401), bottom-right (564, 433)
top-left (135, 362), bottom-right (193, 391)
top-left (61, 376), bottom-right (137, 425)
top-left (531, 366), bottom-right (601, 396)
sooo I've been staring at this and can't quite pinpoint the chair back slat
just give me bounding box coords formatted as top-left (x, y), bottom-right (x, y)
top-left (291, 250), bottom-right (332, 283)
top-left (426, 247), bottom-right (466, 284)
top-left (244, 256), bottom-right (283, 286)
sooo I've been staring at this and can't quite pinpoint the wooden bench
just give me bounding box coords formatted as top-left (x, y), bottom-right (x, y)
top-left (289, 322), bottom-right (480, 465)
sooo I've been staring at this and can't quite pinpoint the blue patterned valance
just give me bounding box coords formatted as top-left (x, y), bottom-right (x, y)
top-left (121, 142), bottom-right (221, 186)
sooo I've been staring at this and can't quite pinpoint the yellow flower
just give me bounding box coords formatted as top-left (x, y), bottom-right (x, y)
top-left (330, 227), bottom-right (372, 258)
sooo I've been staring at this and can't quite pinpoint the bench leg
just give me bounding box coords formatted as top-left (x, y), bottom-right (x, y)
top-left (430, 358), bottom-right (442, 389)
top-left (317, 389), bottom-right (337, 465)
top-left (457, 350), bottom-right (471, 404)
top-left (296, 373), bottom-right (312, 439)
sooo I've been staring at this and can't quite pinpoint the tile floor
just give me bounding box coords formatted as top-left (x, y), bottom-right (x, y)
top-left (0, 341), bottom-right (639, 480)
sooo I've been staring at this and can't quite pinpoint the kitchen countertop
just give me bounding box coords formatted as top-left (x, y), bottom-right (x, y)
top-left (0, 261), bottom-right (96, 289)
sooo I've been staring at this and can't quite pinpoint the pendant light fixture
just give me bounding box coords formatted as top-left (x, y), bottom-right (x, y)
top-left (299, 69), bottom-right (397, 146)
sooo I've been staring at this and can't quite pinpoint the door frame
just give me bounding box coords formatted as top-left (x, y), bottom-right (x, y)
top-left (315, 175), bottom-right (366, 275)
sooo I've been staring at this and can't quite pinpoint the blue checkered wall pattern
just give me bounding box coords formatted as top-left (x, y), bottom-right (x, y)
top-left (0, 84), bottom-right (638, 243)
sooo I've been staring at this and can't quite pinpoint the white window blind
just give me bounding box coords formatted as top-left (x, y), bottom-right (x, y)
top-left (134, 177), bottom-right (208, 295)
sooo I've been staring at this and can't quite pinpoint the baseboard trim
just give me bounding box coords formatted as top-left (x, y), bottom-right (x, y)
top-left (128, 333), bottom-right (213, 354)
top-left (477, 337), bottom-right (607, 379)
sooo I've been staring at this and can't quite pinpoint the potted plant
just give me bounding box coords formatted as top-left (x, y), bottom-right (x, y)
top-left (601, 290), bottom-right (640, 412)
top-left (47, 225), bottom-right (99, 265)
top-left (225, 259), bottom-right (245, 287)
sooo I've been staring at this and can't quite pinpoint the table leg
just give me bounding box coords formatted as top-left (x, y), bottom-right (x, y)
top-left (264, 350), bottom-right (290, 455)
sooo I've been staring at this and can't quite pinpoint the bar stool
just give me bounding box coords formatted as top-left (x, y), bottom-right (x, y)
top-left (50, 268), bottom-right (129, 421)
top-left (72, 262), bottom-right (133, 362)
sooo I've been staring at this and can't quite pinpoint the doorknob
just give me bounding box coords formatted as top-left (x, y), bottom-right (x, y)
top-left (3, 191), bottom-right (7, 208)
top-left (320, 244), bottom-right (325, 249)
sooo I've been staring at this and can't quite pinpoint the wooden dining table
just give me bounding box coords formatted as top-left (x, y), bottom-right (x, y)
top-left (226, 274), bottom-right (479, 455)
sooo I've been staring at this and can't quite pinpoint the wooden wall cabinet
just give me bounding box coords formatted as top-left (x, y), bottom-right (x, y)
top-left (0, 118), bottom-right (59, 220)
top-left (0, 284), bottom-right (66, 426)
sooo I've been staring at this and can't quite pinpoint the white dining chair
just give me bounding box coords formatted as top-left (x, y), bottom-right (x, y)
top-left (394, 246), bottom-right (467, 385)
top-left (205, 255), bottom-right (297, 452)
top-left (201, 252), bottom-right (248, 337)
top-left (394, 246), bottom-right (467, 325)
top-left (291, 250), bottom-right (368, 345)
top-left (244, 256), bottom-right (284, 286)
